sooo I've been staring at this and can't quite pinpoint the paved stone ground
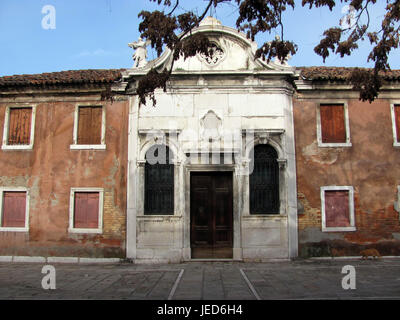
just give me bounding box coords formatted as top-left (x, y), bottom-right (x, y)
top-left (0, 258), bottom-right (399, 300)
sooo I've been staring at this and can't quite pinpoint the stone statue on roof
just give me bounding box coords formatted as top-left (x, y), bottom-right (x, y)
top-left (128, 38), bottom-right (151, 68)
top-left (272, 35), bottom-right (291, 66)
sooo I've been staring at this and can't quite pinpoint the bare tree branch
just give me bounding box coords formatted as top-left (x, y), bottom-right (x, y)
top-left (129, 0), bottom-right (400, 105)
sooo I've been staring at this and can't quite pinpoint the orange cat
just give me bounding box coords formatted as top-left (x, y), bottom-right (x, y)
top-left (330, 248), bottom-right (345, 258)
top-left (360, 248), bottom-right (381, 260)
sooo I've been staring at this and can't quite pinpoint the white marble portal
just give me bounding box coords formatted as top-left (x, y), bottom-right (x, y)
top-left (122, 17), bottom-right (298, 263)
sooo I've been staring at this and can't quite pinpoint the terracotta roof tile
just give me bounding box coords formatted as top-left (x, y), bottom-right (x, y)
top-left (0, 69), bottom-right (125, 87)
top-left (299, 66), bottom-right (400, 81)
top-left (1, 67), bottom-right (400, 89)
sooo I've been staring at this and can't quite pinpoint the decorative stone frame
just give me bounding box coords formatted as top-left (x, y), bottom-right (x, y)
top-left (70, 103), bottom-right (106, 150)
top-left (390, 101), bottom-right (400, 147)
top-left (199, 109), bottom-right (223, 142)
top-left (196, 39), bottom-right (227, 67)
top-left (241, 129), bottom-right (287, 216)
top-left (136, 130), bottom-right (182, 217)
top-left (2, 105), bottom-right (37, 150)
top-left (124, 18), bottom-right (300, 261)
top-left (182, 163), bottom-right (240, 260)
top-left (316, 101), bottom-right (352, 148)
top-left (0, 187), bottom-right (30, 232)
top-left (68, 187), bottom-right (104, 234)
top-left (320, 186), bottom-right (356, 232)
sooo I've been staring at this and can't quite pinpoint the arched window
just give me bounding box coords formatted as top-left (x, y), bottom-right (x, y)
top-left (249, 144), bottom-right (279, 214)
top-left (144, 144), bottom-right (174, 215)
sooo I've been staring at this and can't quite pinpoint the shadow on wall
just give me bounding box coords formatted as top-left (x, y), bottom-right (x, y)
top-left (299, 239), bottom-right (400, 258)
top-left (0, 245), bottom-right (125, 258)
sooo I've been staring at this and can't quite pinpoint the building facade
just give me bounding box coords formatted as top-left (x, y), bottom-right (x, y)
top-left (294, 67), bottom-right (400, 257)
top-left (0, 70), bottom-right (129, 258)
top-left (0, 18), bottom-right (399, 262)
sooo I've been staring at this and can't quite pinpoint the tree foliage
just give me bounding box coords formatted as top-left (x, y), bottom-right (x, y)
top-left (135, 0), bottom-right (400, 105)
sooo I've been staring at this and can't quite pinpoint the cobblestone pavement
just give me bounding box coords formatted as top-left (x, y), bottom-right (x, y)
top-left (0, 258), bottom-right (399, 300)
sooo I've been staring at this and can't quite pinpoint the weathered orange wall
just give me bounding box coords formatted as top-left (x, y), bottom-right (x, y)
top-left (0, 98), bottom-right (129, 258)
top-left (294, 96), bottom-right (400, 257)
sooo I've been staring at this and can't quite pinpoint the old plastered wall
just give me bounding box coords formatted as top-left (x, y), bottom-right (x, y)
top-left (294, 91), bottom-right (400, 257)
top-left (0, 95), bottom-right (128, 258)
top-left (123, 17), bottom-right (298, 263)
top-left (127, 80), bottom-right (297, 263)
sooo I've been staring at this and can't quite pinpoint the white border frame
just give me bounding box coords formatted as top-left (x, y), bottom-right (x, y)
top-left (68, 188), bottom-right (104, 234)
top-left (70, 104), bottom-right (106, 150)
top-left (321, 186), bottom-right (355, 232)
top-left (0, 187), bottom-right (30, 232)
top-left (390, 102), bottom-right (400, 147)
top-left (2, 105), bottom-right (36, 150)
top-left (316, 102), bottom-right (352, 147)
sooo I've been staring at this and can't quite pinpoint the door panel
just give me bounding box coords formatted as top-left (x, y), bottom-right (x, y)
top-left (191, 172), bottom-right (233, 258)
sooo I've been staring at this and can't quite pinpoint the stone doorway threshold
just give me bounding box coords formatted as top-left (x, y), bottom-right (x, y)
top-left (189, 259), bottom-right (235, 262)
top-left (191, 247), bottom-right (233, 259)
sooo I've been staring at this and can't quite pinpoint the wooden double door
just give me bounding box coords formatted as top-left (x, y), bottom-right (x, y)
top-left (190, 172), bottom-right (233, 259)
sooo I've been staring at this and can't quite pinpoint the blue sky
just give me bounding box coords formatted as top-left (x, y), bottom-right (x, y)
top-left (0, 0), bottom-right (398, 76)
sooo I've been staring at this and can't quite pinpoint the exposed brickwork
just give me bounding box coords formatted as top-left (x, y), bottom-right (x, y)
top-left (103, 190), bottom-right (126, 239)
top-left (297, 192), bottom-right (321, 231)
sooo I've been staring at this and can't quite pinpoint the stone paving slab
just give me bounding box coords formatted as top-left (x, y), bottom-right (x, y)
top-left (0, 259), bottom-right (399, 300)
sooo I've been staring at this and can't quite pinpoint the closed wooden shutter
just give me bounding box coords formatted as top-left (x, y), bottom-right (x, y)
top-left (77, 106), bottom-right (102, 145)
top-left (324, 190), bottom-right (350, 228)
top-left (395, 105), bottom-right (400, 142)
top-left (74, 192), bottom-right (99, 229)
top-left (320, 104), bottom-right (346, 143)
top-left (2, 192), bottom-right (26, 228)
top-left (8, 107), bottom-right (32, 145)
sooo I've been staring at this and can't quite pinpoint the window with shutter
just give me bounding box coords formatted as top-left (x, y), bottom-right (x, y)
top-left (144, 145), bottom-right (174, 215)
top-left (318, 103), bottom-right (351, 147)
top-left (249, 144), bottom-right (280, 214)
top-left (320, 104), bottom-right (346, 143)
top-left (1, 192), bottom-right (26, 228)
top-left (69, 188), bottom-right (103, 233)
top-left (324, 191), bottom-right (350, 228)
top-left (74, 192), bottom-right (99, 229)
top-left (0, 188), bottom-right (29, 232)
top-left (77, 106), bottom-right (102, 145)
top-left (7, 108), bottom-right (32, 145)
top-left (321, 186), bottom-right (355, 232)
top-left (394, 105), bottom-right (400, 143)
top-left (70, 105), bottom-right (105, 150)
top-left (2, 106), bottom-right (35, 150)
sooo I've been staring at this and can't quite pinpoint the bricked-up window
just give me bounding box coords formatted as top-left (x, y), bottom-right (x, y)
top-left (1, 192), bottom-right (26, 227)
top-left (320, 104), bottom-right (346, 143)
top-left (74, 192), bottom-right (99, 228)
top-left (7, 108), bottom-right (32, 145)
top-left (144, 145), bottom-right (174, 215)
top-left (0, 188), bottom-right (29, 232)
top-left (321, 186), bottom-right (355, 232)
top-left (69, 188), bottom-right (103, 233)
top-left (77, 106), bottom-right (102, 145)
